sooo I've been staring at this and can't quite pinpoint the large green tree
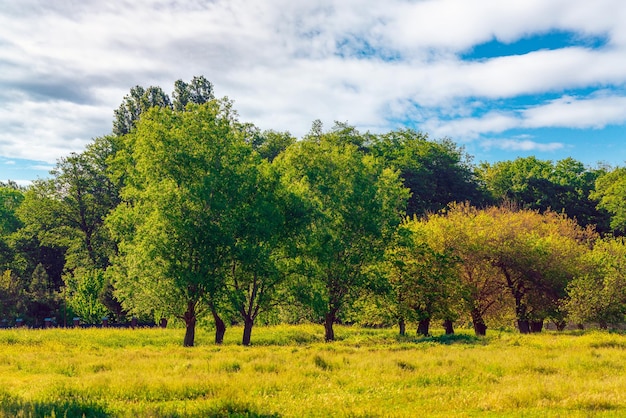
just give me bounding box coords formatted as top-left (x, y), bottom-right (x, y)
top-left (108, 100), bottom-right (262, 346)
top-left (276, 123), bottom-right (408, 341)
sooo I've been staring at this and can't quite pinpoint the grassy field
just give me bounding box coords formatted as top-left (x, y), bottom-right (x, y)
top-left (1, 324), bottom-right (625, 417)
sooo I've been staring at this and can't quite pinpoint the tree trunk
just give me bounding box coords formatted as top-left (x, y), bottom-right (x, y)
top-left (530, 320), bottom-right (544, 333)
top-left (417, 317), bottom-right (430, 337)
top-left (324, 311), bottom-right (336, 342)
top-left (242, 317), bottom-right (254, 346)
top-left (398, 318), bottom-right (406, 336)
top-left (210, 305), bottom-right (226, 344)
top-left (554, 319), bottom-right (567, 331)
top-left (443, 319), bottom-right (454, 335)
top-left (515, 301), bottom-right (530, 334)
top-left (471, 309), bottom-right (487, 336)
top-left (183, 302), bottom-right (196, 347)
top-left (517, 319), bottom-right (531, 334)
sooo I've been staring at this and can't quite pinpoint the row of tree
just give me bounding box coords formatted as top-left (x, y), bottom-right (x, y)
top-left (2, 77), bottom-right (626, 346)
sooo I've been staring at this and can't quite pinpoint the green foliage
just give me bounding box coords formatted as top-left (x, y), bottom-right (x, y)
top-left (478, 157), bottom-right (610, 232)
top-left (65, 268), bottom-right (110, 324)
top-left (385, 220), bottom-right (462, 334)
top-left (108, 100), bottom-right (264, 345)
top-left (276, 123), bottom-right (409, 340)
top-left (370, 129), bottom-right (485, 216)
top-left (592, 166), bottom-right (626, 233)
top-left (0, 270), bottom-right (26, 320)
top-left (565, 237), bottom-right (626, 326)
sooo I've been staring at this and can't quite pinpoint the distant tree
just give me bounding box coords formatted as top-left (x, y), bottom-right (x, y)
top-left (172, 75), bottom-right (215, 111)
top-left (591, 166), bottom-right (626, 233)
top-left (370, 130), bottom-right (486, 217)
top-left (26, 263), bottom-right (59, 327)
top-left (276, 123), bottom-right (408, 341)
top-left (0, 185), bottom-right (24, 270)
top-left (478, 157), bottom-right (610, 232)
top-left (113, 86), bottom-right (171, 136)
top-left (252, 130), bottom-right (296, 162)
top-left (0, 270), bottom-right (26, 322)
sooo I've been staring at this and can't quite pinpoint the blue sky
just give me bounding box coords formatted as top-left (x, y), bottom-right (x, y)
top-left (1, 0), bottom-right (626, 184)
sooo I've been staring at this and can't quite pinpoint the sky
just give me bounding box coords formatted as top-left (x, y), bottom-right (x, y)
top-left (1, 0), bottom-right (626, 185)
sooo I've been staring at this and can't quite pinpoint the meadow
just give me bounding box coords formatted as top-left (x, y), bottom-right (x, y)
top-left (1, 324), bottom-right (625, 417)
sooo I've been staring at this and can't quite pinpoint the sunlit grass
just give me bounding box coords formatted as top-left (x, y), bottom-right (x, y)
top-left (1, 325), bottom-right (626, 417)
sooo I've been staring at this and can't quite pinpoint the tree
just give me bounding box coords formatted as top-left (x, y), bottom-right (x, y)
top-left (26, 263), bottom-right (59, 327)
top-left (370, 129), bottom-right (486, 217)
top-left (413, 204), bottom-right (504, 336)
top-left (113, 86), bottom-right (171, 136)
top-left (386, 221), bottom-right (461, 336)
top-left (0, 185), bottom-right (24, 270)
top-left (227, 161), bottom-right (307, 345)
top-left (276, 123), bottom-right (408, 341)
top-left (16, 136), bottom-right (122, 321)
top-left (565, 237), bottom-right (626, 328)
top-left (591, 166), bottom-right (626, 233)
top-left (478, 157), bottom-right (609, 232)
top-left (477, 206), bottom-right (593, 333)
top-left (108, 100), bottom-right (260, 347)
top-left (172, 75), bottom-right (215, 111)
top-left (0, 270), bottom-right (26, 322)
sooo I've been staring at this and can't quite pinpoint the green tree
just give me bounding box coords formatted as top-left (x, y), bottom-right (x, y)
top-left (386, 221), bottom-right (461, 336)
top-left (478, 157), bottom-right (609, 232)
top-left (108, 100), bottom-right (260, 346)
top-left (0, 185), bottom-right (24, 270)
top-left (591, 166), bottom-right (626, 233)
top-left (26, 263), bottom-right (59, 327)
top-left (276, 123), bottom-right (408, 341)
top-left (172, 75), bottom-right (215, 111)
top-left (16, 136), bottom-right (122, 321)
top-left (113, 86), bottom-right (171, 136)
top-left (370, 129), bottom-right (485, 217)
top-left (227, 161), bottom-right (307, 345)
top-left (0, 270), bottom-right (26, 322)
top-left (565, 237), bottom-right (626, 327)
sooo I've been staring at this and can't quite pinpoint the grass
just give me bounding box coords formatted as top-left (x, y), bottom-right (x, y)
top-left (1, 324), bottom-right (626, 417)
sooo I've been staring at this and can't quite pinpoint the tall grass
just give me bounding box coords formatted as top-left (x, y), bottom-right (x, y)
top-left (1, 325), bottom-right (625, 417)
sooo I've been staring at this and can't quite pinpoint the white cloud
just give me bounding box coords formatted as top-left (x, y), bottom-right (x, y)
top-left (522, 94), bottom-right (626, 129)
top-left (481, 138), bottom-right (564, 152)
top-left (0, 0), bottom-right (625, 164)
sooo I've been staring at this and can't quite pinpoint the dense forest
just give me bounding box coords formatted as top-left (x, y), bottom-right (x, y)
top-left (2, 76), bottom-right (626, 346)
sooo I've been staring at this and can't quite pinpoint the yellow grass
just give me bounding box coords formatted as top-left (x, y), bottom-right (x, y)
top-left (1, 325), bottom-right (625, 417)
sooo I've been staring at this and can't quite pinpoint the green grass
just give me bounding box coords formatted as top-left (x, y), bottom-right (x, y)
top-left (1, 325), bottom-right (626, 417)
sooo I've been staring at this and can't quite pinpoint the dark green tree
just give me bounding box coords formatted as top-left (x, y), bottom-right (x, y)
top-left (370, 129), bottom-right (485, 217)
top-left (478, 157), bottom-right (609, 232)
top-left (172, 75), bottom-right (215, 111)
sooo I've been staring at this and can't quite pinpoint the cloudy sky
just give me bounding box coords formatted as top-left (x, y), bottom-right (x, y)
top-left (1, 0), bottom-right (626, 184)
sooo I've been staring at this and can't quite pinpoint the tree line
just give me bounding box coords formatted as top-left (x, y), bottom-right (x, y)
top-left (2, 76), bottom-right (626, 346)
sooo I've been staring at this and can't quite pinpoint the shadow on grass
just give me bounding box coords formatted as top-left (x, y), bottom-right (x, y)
top-left (0, 393), bottom-right (280, 418)
top-left (0, 392), bottom-right (109, 418)
top-left (397, 333), bottom-right (483, 345)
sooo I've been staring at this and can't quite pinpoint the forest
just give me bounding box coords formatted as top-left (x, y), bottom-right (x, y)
top-left (2, 76), bottom-right (626, 347)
